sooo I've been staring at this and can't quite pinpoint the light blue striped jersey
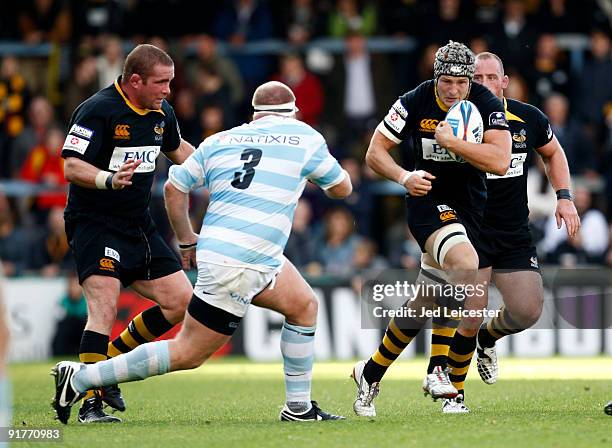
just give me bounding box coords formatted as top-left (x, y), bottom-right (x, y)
top-left (169, 115), bottom-right (344, 271)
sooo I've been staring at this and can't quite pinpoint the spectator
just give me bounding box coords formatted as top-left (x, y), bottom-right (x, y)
top-left (328, 0), bottom-right (378, 37)
top-left (19, 126), bottom-right (67, 216)
top-left (341, 158), bottom-right (373, 236)
top-left (0, 191), bottom-right (31, 277)
top-left (527, 34), bottom-right (571, 108)
top-left (386, 222), bottom-right (421, 269)
top-left (199, 105), bottom-right (226, 140)
top-left (352, 238), bottom-right (388, 272)
top-left (272, 53), bottom-right (324, 127)
top-left (95, 34), bottom-right (124, 89)
top-left (0, 56), bottom-right (30, 178)
top-left (28, 206), bottom-right (72, 276)
top-left (63, 55), bottom-right (99, 123)
top-left (186, 34), bottom-right (245, 110)
top-left (543, 93), bottom-right (598, 176)
top-left (284, 199), bottom-right (318, 272)
top-left (325, 31), bottom-right (393, 154)
top-left (51, 271), bottom-right (87, 356)
top-left (420, 0), bottom-right (475, 46)
top-left (488, 0), bottom-right (538, 72)
top-left (174, 89), bottom-right (201, 146)
top-left (541, 185), bottom-right (609, 265)
top-left (193, 65), bottom-right (235, 128)
top-left (10, 96), bottom-right (57, 178)
top-left (213, 0), bottom-right (275, 94)
top-left (535, 0), bottom-right (591, 34)
top-left (314, 206), bottom-right (362, 277)
top-left (17, 0), bottom-right (72, 44)
top-left (575, 29), bottom-right (612, 148)
top-left (274, 0), bottom-right (325, 45)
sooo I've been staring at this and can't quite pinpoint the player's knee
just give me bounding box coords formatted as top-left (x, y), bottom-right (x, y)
top-left (160, 284), bottom-right (192, 324)
top-left (509, 302), bottom-right (542, 328)
top-left (458, 316), bottom-right (484, 334)
top-left (285, 293), bottom-right (317, 326)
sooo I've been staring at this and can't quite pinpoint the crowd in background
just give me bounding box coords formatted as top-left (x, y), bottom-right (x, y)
top-left (1, 0), bottom-right (612, 281)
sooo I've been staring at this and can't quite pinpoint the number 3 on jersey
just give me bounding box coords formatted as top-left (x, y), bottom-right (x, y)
top-left (231, 148), bottom-right (262, 189)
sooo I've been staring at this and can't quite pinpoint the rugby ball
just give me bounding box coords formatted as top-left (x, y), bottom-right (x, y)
top-left (444, 100), bottom-right (484, 161)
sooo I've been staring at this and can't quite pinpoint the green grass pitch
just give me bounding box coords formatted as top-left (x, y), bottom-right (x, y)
top-left (8, 357), bottom-right (612, 448)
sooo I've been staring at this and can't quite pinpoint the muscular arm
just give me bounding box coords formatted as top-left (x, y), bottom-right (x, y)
top-left (366, 129), bottom-right (435, 196)
top-left (324, 171), bottom-right (353, 199)
top-left (537, 135), bottom-right (571, 191)
top-left (163, 181), bottom-right (197, 244)
top-left (165, 138), bottom-right (195, 165)
top-left (163, 181), bottom-right (198, 269)
top-left (365, 130), bottom-right (407, 184)
top-left (436, 125), bottom-right (511, 175)
top-left (64, 157), bottom-right (140, 190)
top-left (537, 135), bottom-right (580, 236)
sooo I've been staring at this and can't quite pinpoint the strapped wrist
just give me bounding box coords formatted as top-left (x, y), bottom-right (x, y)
top-left (95, 171), bottom-right (112, 189)
top-left (398, 170), bottom-right (412, 186)
top-left (556, 188), bottom-right (572, 201)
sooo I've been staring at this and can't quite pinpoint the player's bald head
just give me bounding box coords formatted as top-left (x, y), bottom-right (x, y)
top-left (252, 81), bottom-right (296, 106)
top-left (252, 81), bottom-right (298, 119)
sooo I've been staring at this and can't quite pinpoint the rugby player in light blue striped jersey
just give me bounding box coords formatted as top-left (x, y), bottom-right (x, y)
top-left (51, 81), bottom-right (352, 423)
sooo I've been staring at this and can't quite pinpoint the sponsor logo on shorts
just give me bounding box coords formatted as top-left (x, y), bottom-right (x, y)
top-left (530, 256), bottom-right (539, 268)
top-left (99, 258), bottom-right (116, 271)
top-left (69, 124), bottom-right (93, 139)
top-left (439, 210), bottom-right (457, 222)
top-left (104, 247), bottom-right (120, 262)
top-left (419, 119), bottom-right (439, 132)
top-left (489, 111), bottom-right (508, 127)
top-left (114, 124), bottom-right (130, 140)
top-left (437, 204), bottom-right (453, 212)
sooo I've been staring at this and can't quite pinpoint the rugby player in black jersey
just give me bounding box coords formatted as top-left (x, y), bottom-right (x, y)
top-left (57, 44), bottom-right (195, 423)
top-left (431, 52), bottom-right (580, 413)
top-left (351, 41), bottom-right (511, 417)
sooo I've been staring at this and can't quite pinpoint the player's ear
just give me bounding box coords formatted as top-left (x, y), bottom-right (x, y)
top-left (128, 73), bottom-right (143, 87)
top-left (502, 75), bottom-right (509, 90)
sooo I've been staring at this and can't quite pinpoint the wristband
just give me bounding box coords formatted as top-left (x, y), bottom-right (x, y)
top-left (178, 242), bottom-right (197, 250)
top-left (95, 171), bottom-right (112, 189)
top-left (105, 173), bottom-right (115, 190)
top-left (556, 188), bottom-right (572, 201)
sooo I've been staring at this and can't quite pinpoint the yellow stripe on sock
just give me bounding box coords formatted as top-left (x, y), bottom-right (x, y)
top-left (448, 350), bottom-right (474, 363)
top-left (382, 334), bottom-right (404, 355)
top-left (487, 320), bottom-right (504, 339)
top-left (451, 380), bottom-right (465, 391)
top-left (119, 329), bottom-right (140, 350)
top-left (432, 325), bottom-right (457, 338)
top-left (79, 353), bottom-right (107, 363)
top-left (372, 350), bottom-right (395, 367)
top-left (431, 344), bottom-right (451, 357)
top-left (84, 390), bottom-right (96, 400)
top-left (449, 364), bottom-right (470, 376)
top-left (389, 319), bottom-right (412, 344)
top-left (107, 343), bottom-right (121, 358)
top-left (133, 314), bottom-right (156, 341)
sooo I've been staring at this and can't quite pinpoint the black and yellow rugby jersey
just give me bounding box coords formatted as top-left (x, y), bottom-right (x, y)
top-left (484, 98), bottom-right (553, 230)
top-left (379, 80), bottom-right (509, 217)
top-left (62, 78), bottom-right (181, 218)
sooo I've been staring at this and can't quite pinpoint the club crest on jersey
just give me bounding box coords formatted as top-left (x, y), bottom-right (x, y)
top-left (114, 124), bottom-right (130, 140)
top-left (154, 121), bottom-right (165, 141)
